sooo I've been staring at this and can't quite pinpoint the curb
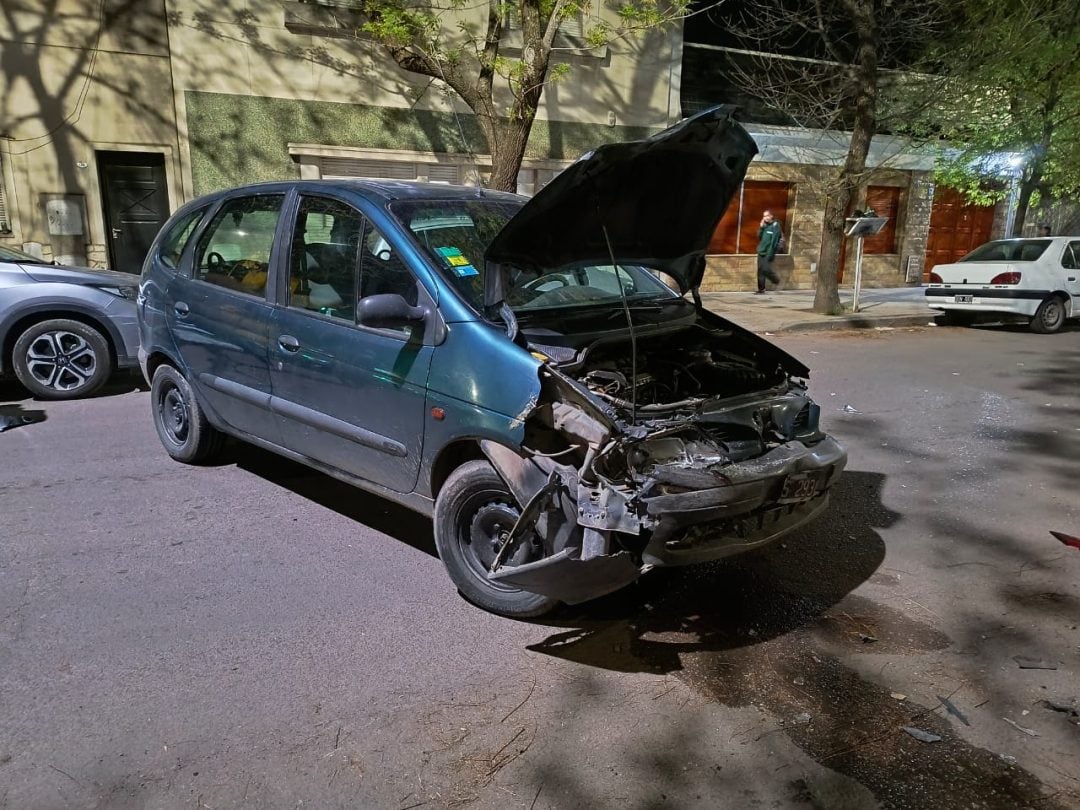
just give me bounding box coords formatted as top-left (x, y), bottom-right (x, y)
top-left (776, 312), bottom-right (939, 333)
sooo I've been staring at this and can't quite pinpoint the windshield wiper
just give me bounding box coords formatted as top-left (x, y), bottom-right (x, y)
top-left (604, 298), bottom-right (685, 317)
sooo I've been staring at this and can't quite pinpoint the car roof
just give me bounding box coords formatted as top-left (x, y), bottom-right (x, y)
top-left (191, 179), bottom-right (526, 207)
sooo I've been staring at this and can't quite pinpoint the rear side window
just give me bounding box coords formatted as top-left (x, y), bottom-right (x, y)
top-left (193, 195), bottom-right (284, 297)
top-left (158, 207), bottom-right (206, 270)
top-left (961, 240), bottom-right (1049, 263)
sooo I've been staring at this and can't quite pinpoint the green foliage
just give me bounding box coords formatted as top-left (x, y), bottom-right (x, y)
top-left (922, 0), bottom-right (1080, 202)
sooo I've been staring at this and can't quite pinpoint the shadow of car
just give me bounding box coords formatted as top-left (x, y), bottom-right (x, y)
top-left (0, 244), bottom-right (140, 399)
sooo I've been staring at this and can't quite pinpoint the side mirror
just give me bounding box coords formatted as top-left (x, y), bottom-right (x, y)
top-left (357, 293), bottom-right (426, 329)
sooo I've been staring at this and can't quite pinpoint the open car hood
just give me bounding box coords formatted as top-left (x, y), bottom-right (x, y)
top-left (484, 106), bottom-right (758, 308)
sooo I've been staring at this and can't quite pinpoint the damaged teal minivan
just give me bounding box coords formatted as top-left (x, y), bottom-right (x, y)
top-left (138, 107), bottom-right (846, 617)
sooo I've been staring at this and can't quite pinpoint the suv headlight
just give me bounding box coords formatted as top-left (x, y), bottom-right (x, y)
top-left (94, 284), bottom-right (139, 299)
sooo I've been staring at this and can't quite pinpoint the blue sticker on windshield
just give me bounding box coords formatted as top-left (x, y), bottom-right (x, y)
top-left (453, 264), bottom-right (479, 277)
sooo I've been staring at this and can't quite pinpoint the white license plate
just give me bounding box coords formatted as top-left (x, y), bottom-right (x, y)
top-left (955, 294), bottom-right (974, 303)
top-left (779, 472), bottom-right (824, 503)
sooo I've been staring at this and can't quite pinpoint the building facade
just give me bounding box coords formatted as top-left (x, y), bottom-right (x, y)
top-left (1, 0), bottom-right (1003, 287)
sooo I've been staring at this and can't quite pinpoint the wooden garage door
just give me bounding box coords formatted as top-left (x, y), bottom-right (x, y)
top-left (925, 187), bottom-right (995, 277)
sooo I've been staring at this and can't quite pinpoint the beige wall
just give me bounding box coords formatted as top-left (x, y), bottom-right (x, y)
top-left (0, 0), bottom-right (181, 265)
top-left (165, 0), bottom-right (680, 197)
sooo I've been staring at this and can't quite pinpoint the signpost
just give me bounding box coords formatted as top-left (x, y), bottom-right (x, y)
top-left (844, 216), bottom-right (889, 313)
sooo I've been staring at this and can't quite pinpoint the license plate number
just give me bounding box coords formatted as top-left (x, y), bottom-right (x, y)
top-left (779, 472), bottom-right (823, 503)
top-left (955, 294), bottom-right (974, 303)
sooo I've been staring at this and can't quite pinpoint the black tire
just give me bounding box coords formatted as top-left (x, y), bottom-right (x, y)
top-left (12, 318), bottom-right (112, 400)
top-left (1029, 296), bottom-right (1066, 334)
top-left (150, 364), bottom-right (224, 464)
top-left (433, 460), bottom-right (558, 618)
top-left (938, 310), bottom-right (976, 327)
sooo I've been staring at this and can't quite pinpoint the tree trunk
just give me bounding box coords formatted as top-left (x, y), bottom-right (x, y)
top-left (488, 117), bottom-right (536, 192)
top-left (1011, 168), bottom-right (1042, 237)
top-left (814, 0), bottom-right (878, 314)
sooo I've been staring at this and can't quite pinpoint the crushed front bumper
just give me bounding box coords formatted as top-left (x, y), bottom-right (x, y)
top-left (640, 436), bottom-right (846, 565)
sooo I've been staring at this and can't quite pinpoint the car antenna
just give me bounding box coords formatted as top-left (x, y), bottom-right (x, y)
top-left (434, 62), bottom-right (485, 195)
top-left (603, 224), bottom-right (637, 425)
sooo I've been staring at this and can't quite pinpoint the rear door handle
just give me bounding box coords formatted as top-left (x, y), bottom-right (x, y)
top-left (173, 302), bottom-right (189, 317)
top-left (278, 335), bottom-right (300, 353)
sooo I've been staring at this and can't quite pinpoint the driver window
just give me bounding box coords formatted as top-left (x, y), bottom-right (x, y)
top-left (289, 196), bottom-right (362, 320)
top-left (194, 195), bottom-right (284, 296)
top-left (359, 220), bottom-right (419, 333)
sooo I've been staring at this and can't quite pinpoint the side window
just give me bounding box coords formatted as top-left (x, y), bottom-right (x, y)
top-left (194, 195), bottom-right (284, 296)
top-left (1063, 242), bottom-right (1080, 271)
top-left (288, 196), bottom-right (362, 321)
top-left (359, 220), bottom-right (419, 334)
top-left (159, 207), bottom-right (206, 271)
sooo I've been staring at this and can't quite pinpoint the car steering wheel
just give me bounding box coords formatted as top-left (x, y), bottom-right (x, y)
top-left (523, 273), bottom-right (570, 292)
top-left (206, 251), bottom-right (231, 275)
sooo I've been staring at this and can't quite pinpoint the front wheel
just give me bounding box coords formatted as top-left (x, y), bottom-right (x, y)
top-left (150, 364), bottom-right (224, 463)
top-left (12, 318), bottom-right (112, 399)
top-left (433, 460), bottom-right (558, 618)
top-left (1030, 296), bottom-right (1066, 334)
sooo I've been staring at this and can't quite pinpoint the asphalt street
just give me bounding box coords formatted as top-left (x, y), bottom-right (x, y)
top-left (2, 323), bottom-right (1079, 809)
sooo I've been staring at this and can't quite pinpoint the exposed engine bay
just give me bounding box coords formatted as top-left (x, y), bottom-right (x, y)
top-left (480, 319), bottom-right (847, 606)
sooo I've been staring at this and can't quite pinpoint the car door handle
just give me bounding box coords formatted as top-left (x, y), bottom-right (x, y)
top-left (278, 335), bottom-right (300, 353)
top-left (173, 302), bottom-right (190, 317)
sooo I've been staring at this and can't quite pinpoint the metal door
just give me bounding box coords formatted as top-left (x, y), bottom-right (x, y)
top-left (98, 151), bottom-right (170, 273)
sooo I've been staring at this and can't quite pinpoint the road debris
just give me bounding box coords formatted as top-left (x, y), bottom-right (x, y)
top-left (790, 712), bottom-right (812, 726)
top-left (1003, 718), bottom-right (1039, 737)
top-left (858, 633), bottom-right (878, 644)
top-left (937, 695), bottom-right (971, 726)
top-left (902, 726), bottom-right (942, 743)
top-left (842, 404), bottom-right (860, 413)
top-left (1012, 656), bottom-right (1058, 670)
top-left (1049, 531), bottom-right (1080, 551)
top-left (1041, 700), bottom-right (1080, 720)
top-left (890, 692), bottom-right (907, 701)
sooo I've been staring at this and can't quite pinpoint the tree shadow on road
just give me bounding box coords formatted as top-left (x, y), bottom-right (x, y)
top-left (524, 470), bottom-right (893, 675)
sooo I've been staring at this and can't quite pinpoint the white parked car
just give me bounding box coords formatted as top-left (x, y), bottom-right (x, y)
top-left (925, 237), bottom-right (1080, 333)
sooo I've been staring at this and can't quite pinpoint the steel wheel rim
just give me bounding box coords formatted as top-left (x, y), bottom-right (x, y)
top-left (157, 383), bottom-right (190, 446)
top-left (25, 330), bottom-right (98, 392)
top-left (459, 489), bottom-right (534, 593)
top-left (1042, 300), bottom-right (1064, 330)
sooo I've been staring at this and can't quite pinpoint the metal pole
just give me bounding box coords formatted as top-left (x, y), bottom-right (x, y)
top-left (852, 235), bottom-right (864, 313)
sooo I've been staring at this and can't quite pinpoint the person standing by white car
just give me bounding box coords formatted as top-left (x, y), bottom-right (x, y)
top-left (925, 236), bottom-right (1080, 333)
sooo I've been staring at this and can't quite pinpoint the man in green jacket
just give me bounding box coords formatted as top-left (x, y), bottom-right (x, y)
top-left (755, 209), bottom-right (783, 294)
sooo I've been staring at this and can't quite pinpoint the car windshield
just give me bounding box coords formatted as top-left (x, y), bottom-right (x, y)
top-left (0, 244), bottom-right (48, 264)
top-left (961, 240), bottom-right (1050, 262)
top-left (391, 199), bottom-right (676, 313)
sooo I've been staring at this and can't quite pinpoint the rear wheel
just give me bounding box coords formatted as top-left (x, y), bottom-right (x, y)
top-left (12, 318), bottom-right (112, 399)
top-left (150, 364), bottom-right (224, 463)
top-left (434, 460), bottom-right (558, 618)
top-left (1030, 296), bottom-right (1066, 334)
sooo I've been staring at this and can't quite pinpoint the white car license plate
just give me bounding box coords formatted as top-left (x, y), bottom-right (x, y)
top-left (779, 472), bottom-right (824, 503)
top-left (955, 294), bottom-right (974, 303)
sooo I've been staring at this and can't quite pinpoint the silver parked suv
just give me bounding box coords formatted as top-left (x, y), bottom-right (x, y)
top-left (0, 244), bottom-right (140, 399)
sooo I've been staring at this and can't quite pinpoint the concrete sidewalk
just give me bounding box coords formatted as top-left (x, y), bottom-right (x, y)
top-left (698, 285), bottom-right (937, 333)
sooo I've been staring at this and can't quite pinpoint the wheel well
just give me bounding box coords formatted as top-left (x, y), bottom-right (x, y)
top-left (3, 310), bottom-right (118, 372)
top-left (430, 440), bottom-right (486, 499)
top-left (144, 350), bottom-right (177, 381)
